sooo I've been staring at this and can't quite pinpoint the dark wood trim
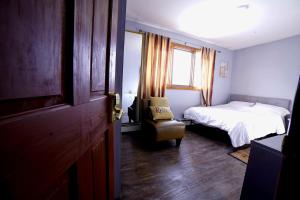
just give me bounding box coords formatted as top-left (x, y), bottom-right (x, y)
top-left (0, 95), bottom-right (65, 118)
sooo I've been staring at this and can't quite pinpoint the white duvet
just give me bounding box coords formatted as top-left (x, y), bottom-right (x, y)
top-left (184, 101), bottom-right (289, 147)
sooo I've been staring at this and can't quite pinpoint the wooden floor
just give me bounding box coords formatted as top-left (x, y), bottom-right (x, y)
top-left (121, 126), bottom-right (247, 200)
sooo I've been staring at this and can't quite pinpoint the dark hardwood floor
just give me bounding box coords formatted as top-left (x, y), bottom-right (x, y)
top-left (121, 126), bottom-right (247, 200)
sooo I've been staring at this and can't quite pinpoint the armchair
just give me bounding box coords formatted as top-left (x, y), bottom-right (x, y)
top-left (142, 97), bottom-right (185, 147)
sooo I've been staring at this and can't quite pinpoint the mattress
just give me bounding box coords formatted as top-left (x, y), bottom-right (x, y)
top-left (184, 101), bottom-right (290, 147)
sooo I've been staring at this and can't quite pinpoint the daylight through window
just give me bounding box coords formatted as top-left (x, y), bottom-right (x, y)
top-left (168, 43), bottom-right (201, 90)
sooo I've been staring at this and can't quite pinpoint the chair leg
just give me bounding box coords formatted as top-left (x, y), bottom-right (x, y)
top-left (176, 138), bottom-right (182, 147)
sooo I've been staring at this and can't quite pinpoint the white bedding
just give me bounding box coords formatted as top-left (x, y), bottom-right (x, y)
top-left (184, 101), bottom-right (289, 147)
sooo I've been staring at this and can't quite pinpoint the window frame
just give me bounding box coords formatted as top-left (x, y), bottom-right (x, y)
top-left (167, 43), bottom-right (201, 91)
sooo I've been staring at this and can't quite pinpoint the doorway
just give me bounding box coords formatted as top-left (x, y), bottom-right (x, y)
top-left (121, 31), bottom-right (143, 132)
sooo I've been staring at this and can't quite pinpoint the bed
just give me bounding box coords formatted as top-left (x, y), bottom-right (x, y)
top-left (184, 94), bottom-right (291, 147)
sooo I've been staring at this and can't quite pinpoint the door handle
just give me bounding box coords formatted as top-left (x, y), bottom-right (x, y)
top-left (109, 93), bottom-right (123, 122)
top-left (114, 105), bottom-right (123, 120)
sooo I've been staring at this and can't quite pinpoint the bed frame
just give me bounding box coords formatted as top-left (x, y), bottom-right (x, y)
top-left (188, 94), bottom-right (292, 147)
top-left (229, 94), bottom-right (292, 111)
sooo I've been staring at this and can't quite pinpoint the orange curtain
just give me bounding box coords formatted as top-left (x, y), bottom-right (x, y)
top-left (201, 48), bottom-right (216, 106)
top-left (139, 33), bottom-right (171, 99)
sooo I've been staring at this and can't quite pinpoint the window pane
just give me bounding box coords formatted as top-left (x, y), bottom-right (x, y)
top-left (172, 49), bottom-right (192, 85)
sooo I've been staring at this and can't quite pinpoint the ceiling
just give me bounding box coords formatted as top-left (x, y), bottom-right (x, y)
top-left (126, 0), bottom-right (300, 50)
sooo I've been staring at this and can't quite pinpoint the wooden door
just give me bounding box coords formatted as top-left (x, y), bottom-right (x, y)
top-left (0, 0), bottom-right (121, 199)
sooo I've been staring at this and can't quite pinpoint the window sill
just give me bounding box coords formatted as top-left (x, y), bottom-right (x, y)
top-left (166, 85), bottom-right (201, 91)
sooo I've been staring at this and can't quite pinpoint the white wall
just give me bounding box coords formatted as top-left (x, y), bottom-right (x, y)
top-left (126, 20), bottom-right (234, 119)
top-left (231, 36), bottom-right (300, 106)
top-left (213, 49), bottom-right (233, 105)
top-left (122, 32), bottom-right (142, 123)
top-left (166, 90), bottom-right (201, 119)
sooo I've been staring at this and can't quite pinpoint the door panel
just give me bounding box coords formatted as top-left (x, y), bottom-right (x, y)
top-left (92, 132), bottom-right (108, 200)
top-left (0, 98), bottom-right (108, 199)
top-left (0, 0), bottom-right (68, 116)
top-left (91, 0), bottom-right (109, 93)
top-left (0, 0), bottom-right (65, 100)
top-left (73, 0), bottom-right (94, 105)
top-left (76, 148), bottom-right (94, 200)
top-left (0, 0), bottom-right (122, 199)
top-left (47, 172), bottom-right (71, 200)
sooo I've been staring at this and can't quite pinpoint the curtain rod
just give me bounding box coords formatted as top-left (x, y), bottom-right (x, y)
top-left (127, 29), bottom-right (222, 53)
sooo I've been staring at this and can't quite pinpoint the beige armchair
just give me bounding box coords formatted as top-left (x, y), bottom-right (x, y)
top-left (142, 97), bottom-right (185, 147)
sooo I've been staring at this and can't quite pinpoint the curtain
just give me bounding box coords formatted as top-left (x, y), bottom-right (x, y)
top-left (200, 48), bottom-right (216, 106)
top-left (139, 32), bottom-right (171, 99)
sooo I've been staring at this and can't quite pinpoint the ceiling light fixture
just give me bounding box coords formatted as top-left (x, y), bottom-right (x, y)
top-left (237, 4), bottom-right (250, 10)
top-left (178, 0), bottom-right (262, 39)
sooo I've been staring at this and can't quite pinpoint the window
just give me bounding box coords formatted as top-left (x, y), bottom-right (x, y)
top-left (172, 49), bottom-right (192, 86)
top-left (168, 43), bottom-right (201, 90)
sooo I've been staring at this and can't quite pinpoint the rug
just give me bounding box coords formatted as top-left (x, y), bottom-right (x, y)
top-left (229, 147), bottom-right (250, 164)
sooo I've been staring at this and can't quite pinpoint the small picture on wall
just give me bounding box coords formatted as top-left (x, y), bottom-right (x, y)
top-left (219, 62), bottom-right (228, 78)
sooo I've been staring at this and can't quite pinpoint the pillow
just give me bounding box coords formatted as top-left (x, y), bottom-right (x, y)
top-left (249, 102), bottom-right (256, 107)
top-left (253, 103), bottom-right (290, 118)
top-left (150, 97), bottom-right (169, 107)
top-left (149, 106), bottom-right (174, 120)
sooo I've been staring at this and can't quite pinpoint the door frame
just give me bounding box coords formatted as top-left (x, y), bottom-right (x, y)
top-left (112, 0), bottom-right (127, 198)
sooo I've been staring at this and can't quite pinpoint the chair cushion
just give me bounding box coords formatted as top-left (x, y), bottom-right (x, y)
top-left (144, 119), bottom-right (185, 141)
top-left (150, 97), bottom-right (169, 107)
top-left (146, 119), bottom-right (185, 128)
top-left (150, 106), bottom-right (174, 120)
